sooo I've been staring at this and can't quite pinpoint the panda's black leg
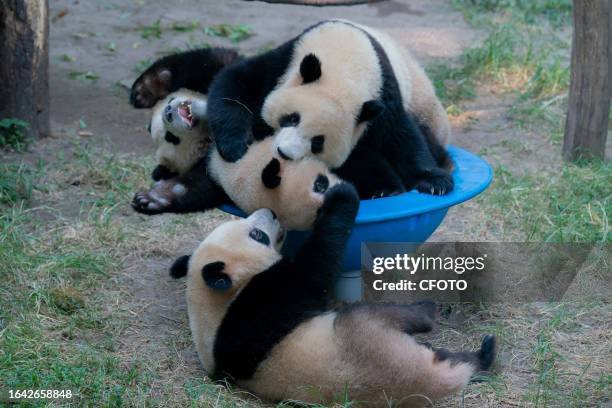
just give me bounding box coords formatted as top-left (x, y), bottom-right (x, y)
top-left (432, 335), bottom-right (496, 373)
top-left (396, 114), bottom-right (454, 196)
top-left (334, 144), bottom-right (405, 199)
top-left (151, 165), bottom-right (178, 181)
top-left (130, 48), bottom-right (241, 108)
top-left (132, 158), bottom-right (230, 214)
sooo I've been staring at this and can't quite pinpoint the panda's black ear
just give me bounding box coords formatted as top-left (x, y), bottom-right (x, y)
top-left (202, 261), bottom-right (232, 291)
top-left (357, 100), bottom-right (384, 123)
top-left (300, 54), bottom-right (322, 84)
top-left (170, 255), bottom-right (190, 279)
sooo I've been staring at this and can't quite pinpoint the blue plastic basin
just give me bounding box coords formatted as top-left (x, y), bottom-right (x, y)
top-left (220, 145), bottom-right (493, 271)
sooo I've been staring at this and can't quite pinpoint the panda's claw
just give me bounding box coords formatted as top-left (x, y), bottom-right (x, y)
top-left (415, 170), bottom-right (454, 196)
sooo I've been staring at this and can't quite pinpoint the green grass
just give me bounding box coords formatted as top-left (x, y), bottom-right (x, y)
top-left (428, 1), bottom-right (608, 243)
top-left (139, 19), bottom-right (163, 40)
top-left (204, 23), bottom-right (253, 43)
top-left (0, 143), bottom-right (156, 406)
top-left (0, 118), bottom-right (29, 152)
top-left (68, 71), bottom-right (100, 81)
top-left (485, 160), bottom-right (610, 242)
top-left (429, 0), bottom-right (572, 136)
top-left (454, 0), bottom-right (572, 27)
top-left (522, 304), bottom-right (610, 407)
top-left (0, 163), bottom-right (36, 205)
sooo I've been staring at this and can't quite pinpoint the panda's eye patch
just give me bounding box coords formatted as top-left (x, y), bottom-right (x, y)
top-left (311, 135), bottom-right (325, 154)
top-left (249, 228), bottom-right (270, 246)
top-left (164, 131), bottom-right (181, 145)
top-left (279, 112), bottom-right (300, 128)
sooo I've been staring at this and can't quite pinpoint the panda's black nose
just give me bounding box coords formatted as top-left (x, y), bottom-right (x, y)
top-left (165, 111), bottom-right (173, 122)
top-left (277, 147), bottom-right (292, 160)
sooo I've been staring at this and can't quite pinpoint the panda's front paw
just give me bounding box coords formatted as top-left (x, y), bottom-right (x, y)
top-left (130, 67), bottom-right (172, 108)
top-left (415, 169), bottom-right (454, 196)
top-left (318, 182), bottom-right (359, 221)
top-left (132, 180), bottom-right (186, 215)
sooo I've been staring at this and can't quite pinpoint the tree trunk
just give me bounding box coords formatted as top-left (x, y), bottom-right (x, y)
top-left (0, 0), bottom-right (50, 140)
top-left (563, 0), bottom-right (611, 161)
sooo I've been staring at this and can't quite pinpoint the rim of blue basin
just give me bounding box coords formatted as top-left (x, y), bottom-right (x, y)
top-left (219, 145), bottom-right (493, 224)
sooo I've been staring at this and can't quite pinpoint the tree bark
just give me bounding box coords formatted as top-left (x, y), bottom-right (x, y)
top-left (563, 0), bottom-right (611, 161)
top-left (0, 0), bottom-right (50, 140)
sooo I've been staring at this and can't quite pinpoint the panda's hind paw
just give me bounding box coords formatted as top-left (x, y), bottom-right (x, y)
top-left (132, 191), bottom-right (165, 215)
top-left (132, 180), bottom-right (182, 215)
top-left (130, 68), bottom-right (172, 108)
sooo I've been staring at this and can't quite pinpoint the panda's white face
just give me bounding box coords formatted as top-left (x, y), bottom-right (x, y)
top-left (266, 89), bottom-right (354, 167)
top-left (262, 52), bottom-right (380, 168)
top-left (162, 94), bottom-right (208, 137)
top-left (188, 209), bottom-right (285, 292)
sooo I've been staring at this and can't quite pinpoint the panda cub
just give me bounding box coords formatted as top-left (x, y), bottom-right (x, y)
top-left (138, 92), bottom-right (341, 230)
top-left (149, 89), bottom-right (211, 181)
top-left (170, 184), bottom-right (497, 407)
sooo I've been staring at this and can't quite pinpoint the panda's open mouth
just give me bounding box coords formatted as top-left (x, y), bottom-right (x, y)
top-left (178, 101), bottom-right (196, 128)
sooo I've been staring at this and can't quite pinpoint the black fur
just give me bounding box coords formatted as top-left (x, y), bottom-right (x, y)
top-left (357, 99), bottom-right (385, 123)
top-left (432, 335), bottom-right (496, 373)
top-left (310, 135), bottom-right (325, 154)
top-left (202, 261), bottom-right (232, 290)
top-left (312, 174), bottom-right (329, 193)
top-left (299, 54), bottom-right (322, 84)
top-left (279, 112), bottom-right (300, 127)
top-left (261, 158), bottom-right (282, 189)
top-left (164, 131), bottom-right (181, 145)
top-left (213, 183), bottom-right (359, 380)
top-left (130, 48), bottom-right (242, 109)
top-left (151, 164), bottom-right (178, 181)
top-left (206, 40), bottom-right (298, 162)
top-left (170, 255), bottom-right (191, 279)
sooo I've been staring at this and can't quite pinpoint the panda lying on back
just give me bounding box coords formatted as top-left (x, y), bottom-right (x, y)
top-left (170, 183), bottom-right (497, 407)
top-left (130, 20), bottom-right (454, 210)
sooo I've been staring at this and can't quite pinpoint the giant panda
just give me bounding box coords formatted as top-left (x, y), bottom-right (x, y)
top-left (130, 20), bottom-right (453, 200)
top-left (135, 91), bottom-right (342, 230)
top-left (169, 183), bottom-right (497, 407)
top-left (148, 89), bottom-right (211, 181)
